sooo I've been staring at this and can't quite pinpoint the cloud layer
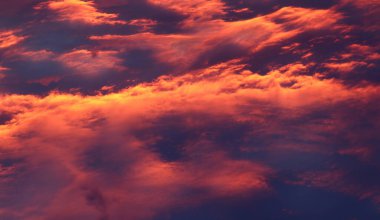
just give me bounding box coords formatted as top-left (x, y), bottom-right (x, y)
top-left (0, 0), bottom-right (380, 219)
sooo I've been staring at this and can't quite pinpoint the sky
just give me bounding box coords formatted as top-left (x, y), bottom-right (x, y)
top-left (0, 0), bottom-right (379, 219)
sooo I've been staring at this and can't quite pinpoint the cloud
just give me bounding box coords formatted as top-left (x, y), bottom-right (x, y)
top-left (148, 0), bottom-right (226, 26)
top-left (57, 49), bottom-right (125, 75)
top-left (90, 7), bottom-right (343, 73)
top-left (1, 59), bottom-right (380, 218)
top-left (127, 18), bottom-right (158, 30)
top-left (339, 0), bottom-right (380, 31)
top-left (341, 0), bottom-right (380, 9)
top-left (0, 2), bottom-right (380, 219)
top-left (0, 66), bottom-right (8, 80)
top-left (36, 0), bottom-right (127, 25)
top-left (323, 61), bottom-right (369, 73)
top-left (346, 44), bottom-right (380, 61)
top-left (0, 47), bottom-right (127, 94)
top-left (0, 30), bottom-right (26, 49)
top-left (0, 75), bottom-right (272, 218)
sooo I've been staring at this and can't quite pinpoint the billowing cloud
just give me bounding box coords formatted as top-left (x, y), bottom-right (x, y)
top-left (36, 0), bottom-right (127, 25)
top-left (1, 60), bottom-right (380, 219)
top-left (0, 62), bottom-right (276, 219)
top-left (0, 1), bottom-right (380, 219)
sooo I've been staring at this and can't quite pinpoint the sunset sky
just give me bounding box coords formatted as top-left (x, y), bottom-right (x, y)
top-left (0, 0), bottom-right (380, 219)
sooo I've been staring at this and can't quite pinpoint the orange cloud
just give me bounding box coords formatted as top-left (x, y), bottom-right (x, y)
top-left (321, 43), bottom-right (380, 75)
top-left (1, 59), bottom-right (379, 219)
top-left (0, 0), bottom-right (379, 218)
top-left (91, 7), bottom-right (343, 72)
top-left (127, 19), bottom-right (158, 31)
top-left (148, 0), bottom-right (226, 25)
top-left (18, 49), bottom-right (55, 61)
top-left (347, 44), bottom-right (380, 61)
top-left (324, 61), bottom-right (369, 73)
top-left (0, 68), bottom-right (273, 218)
top-left (36, 0), bottom-right (127, 25)
top-left (0, 30), bottom-right (26, 49)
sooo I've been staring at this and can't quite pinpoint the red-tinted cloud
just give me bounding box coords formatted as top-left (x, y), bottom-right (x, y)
top-left (1, 60), bottom-right (380, 218)
top-left (148, 0), bottom-right (226, 26)
top-left (36, 0), bottom-right (127, 25)
top-left (0, 1), bottom-right (380, 219)
top-left (90, 7), bottom-right (343, 73)
top-left (57, 49), bottom-right (125, 75)
top-left (0, 30), bottom-right (26, 49)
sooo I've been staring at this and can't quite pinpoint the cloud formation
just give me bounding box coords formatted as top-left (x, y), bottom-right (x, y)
top-left (1, 59), bottom-right (380, 219)
top-left (0, 30), bottom-right (26, 49)
top-left (0, 0), bottom-right (380, 219)
top-left (36, 0), bottom-right (127, 25)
